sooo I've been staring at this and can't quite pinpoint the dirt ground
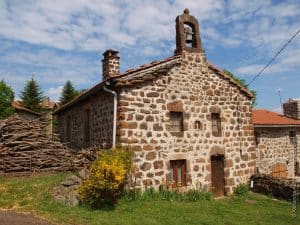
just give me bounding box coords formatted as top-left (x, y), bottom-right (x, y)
top-left (0, 211), bottom-right (53, 225)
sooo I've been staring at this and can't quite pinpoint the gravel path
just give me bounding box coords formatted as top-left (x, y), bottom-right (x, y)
top-left (0, 211), bottom-right (53, 225)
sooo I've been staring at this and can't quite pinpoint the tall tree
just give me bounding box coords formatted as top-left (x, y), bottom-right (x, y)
top-left (0, 79), bottom-right (14, 119)
top-left (59, 80), bottom-right (80, 105)
top-left (19, 77), bottom-right (44, 112)
top-left (223, 69), bottom-right (257, 107)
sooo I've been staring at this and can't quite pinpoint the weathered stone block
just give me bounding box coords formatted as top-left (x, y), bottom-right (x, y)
top-left (140, 162), bottom-right (151, 171)
top-left (146, 151), bottom-right (156, 160)
top-left (153, 160), bottom-right (164, 169)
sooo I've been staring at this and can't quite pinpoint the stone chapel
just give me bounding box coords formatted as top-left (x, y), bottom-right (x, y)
top-left (54, 9), bottom-right (256, 196)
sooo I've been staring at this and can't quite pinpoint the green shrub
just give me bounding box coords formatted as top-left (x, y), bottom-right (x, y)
top-left (78, 146), bottom-right (133, 208)
top-left (234, 184), bottom-right (250, 196)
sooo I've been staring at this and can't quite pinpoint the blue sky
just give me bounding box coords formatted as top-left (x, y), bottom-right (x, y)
top-left (0, 0), bottom-right (299, 112)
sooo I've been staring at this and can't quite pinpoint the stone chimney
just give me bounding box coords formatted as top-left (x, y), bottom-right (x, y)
top-left (102, 49), bottom-right (120, 81)
top-left (283, 98), bottom-right (300, 120)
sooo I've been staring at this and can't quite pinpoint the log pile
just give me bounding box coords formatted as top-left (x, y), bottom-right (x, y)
top-left (0, 114), bottom-right (76, 173)
top-left (250, 174), bottom-right (300, 201)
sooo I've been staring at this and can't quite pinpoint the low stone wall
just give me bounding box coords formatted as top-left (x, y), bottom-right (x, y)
top-left (250, 174), bottom-right (300, 201)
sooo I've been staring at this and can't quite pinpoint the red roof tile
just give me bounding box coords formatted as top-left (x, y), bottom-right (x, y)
top-left (12, 101), bottom-right (42, 116)
top-left (252, 109), bottom-right (300, 126)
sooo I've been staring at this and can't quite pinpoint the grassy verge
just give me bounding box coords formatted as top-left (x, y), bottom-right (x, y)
top-left (0, 173), bottom-right (299, 225)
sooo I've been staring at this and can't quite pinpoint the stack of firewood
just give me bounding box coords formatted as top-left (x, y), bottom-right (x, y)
top-left (0, 114), bottom-right (75, 173)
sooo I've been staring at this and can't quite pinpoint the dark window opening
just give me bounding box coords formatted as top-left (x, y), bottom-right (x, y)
top-left (170, 160), bottom-right (187, 187)
top-left (84, 109), bottom-right (91, 145)
top-left (195, 120), bottom-right (202, 130)
top-left (289, 131), bottom-right (296, 145)
top-left (66, 116), bottom-right (71, 142)
top-left (254, 131), bottom-right (260, 146)
top-left (211, 113), bottom-right (221, 137)
top-left (296, 162), bottom-right (300, 176)
top-left (170, 111), bottom-right (183, 133)
top-left (184, 23), bottom-right (195, 48)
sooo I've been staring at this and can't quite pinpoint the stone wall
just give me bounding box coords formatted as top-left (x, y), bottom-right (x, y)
top-left (57, 91), bottom-right (114, 150)
top-left (116, 51), bottom-right (256, 194)
top-left (255, 127), bottom-right (300, 177)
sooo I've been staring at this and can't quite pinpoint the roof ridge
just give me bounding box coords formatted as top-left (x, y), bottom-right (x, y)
top-left (117, 55), bottom-right (181, 78)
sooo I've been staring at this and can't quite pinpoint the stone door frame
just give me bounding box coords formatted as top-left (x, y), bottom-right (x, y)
top-left (209, 146), bottom-right (226, 196)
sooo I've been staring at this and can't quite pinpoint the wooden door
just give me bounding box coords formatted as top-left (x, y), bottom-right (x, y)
top-left (211, 155), bottom-right (225, 197)
top-left (170, 160), bottom-right (187, 187)
top-left (272, 163), bottom-right (288, 178)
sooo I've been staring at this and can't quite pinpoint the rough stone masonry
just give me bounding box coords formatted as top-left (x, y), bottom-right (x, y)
top-left (54, 9), bottom-right (256, 195)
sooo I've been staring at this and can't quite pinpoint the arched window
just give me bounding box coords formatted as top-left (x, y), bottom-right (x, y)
top-left (195, 120), bottom-right (202, 130)
top-left (184, 23), bottom-right (194, 48)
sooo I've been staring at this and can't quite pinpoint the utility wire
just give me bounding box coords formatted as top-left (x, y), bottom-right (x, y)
top-left (247, 28), bottom-right (300, 87)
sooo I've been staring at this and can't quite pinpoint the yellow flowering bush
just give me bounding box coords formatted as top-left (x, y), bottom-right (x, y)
top-left (78, 146), bottom-right (133, 208)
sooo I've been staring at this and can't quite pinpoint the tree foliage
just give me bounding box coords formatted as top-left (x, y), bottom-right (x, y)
top-left (59, 80), bottom-right (80, 105)
top-left (0, 79), bottom-right (14, 120)
top-left (19, 77), bottom-right (44, 112)
top-left (223, 69), bottom-right (257, 107)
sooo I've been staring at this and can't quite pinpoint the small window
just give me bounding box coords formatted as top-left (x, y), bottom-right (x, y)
top-left (211, 113), bottom-right (221, 137)
top-left (195, 120), bottom-right (202, 130)
top-left (84, 109), bottom-right (91, 145)
top-left (254, 131), bottom-right (260, 146)
top-left (66, 116), bottom-right (71, 142)
top-left (170, 160), bottom-right (187, 187)
top-left (170, 112), bottom-right (183, 133)
top-left (289, 131), bottom-right (296, 145)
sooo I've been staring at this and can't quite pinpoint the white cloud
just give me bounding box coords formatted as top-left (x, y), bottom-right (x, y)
top-left (0, 0), bottom-right (225, 51)
top-left (0, 0), bottom-right (299, 107)
top-left (46, 85), bottom-right (63, 101)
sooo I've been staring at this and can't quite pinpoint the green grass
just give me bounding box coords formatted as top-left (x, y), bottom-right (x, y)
top-left (0, 173), bottom-right (299, 225)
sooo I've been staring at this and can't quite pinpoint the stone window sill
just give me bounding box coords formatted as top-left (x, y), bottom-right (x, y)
top-left (170, 132), bottom-right (184, 137)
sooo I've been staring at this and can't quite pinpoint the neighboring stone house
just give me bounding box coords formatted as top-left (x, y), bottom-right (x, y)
top-left (12, 100), bottom-right (42, 120)
top-left (54, 9), bottom-right (256, 196)
top-left (40, 97), bottom-right (58, 134)
top-left (253, 108), bottom-right (300, 179)
top-left (12, 98), bottom-right (58, 135)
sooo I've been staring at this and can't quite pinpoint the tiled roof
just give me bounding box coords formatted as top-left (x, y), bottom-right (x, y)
top-left (253, 109), bottom-right (300, 126)
top-left (54, 81), bottom-right (106, 114)
top-left (54, 55), bottom-right (253, 114)
top-left (40, 98), bottom-right (57, 109)
top-left (12, 101), bottom-right (42, 116)
top-left (117, 55), bottom-right (180, 78)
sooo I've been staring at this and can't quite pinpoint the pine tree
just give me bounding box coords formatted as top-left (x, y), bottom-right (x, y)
top-left (59, 80), bottom-right (80, 105)
top-left (19, 77), bottom-right (44, 112)
top-left (0, 79), bottom-right (14, 119)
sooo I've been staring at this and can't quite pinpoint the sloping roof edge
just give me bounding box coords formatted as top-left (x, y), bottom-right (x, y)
top-left (54, 81), bottom-right (106, 114)
top-left (12, 101), bottom-right (42, 116)
top-left (54, 56), bottom-right (181, 114)
top-left (207, 61), bottom-right (253, 98)
top-left (253, 109), bottom-right (300, 126)
top-left (54, 55), bottom-right (253, 114)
